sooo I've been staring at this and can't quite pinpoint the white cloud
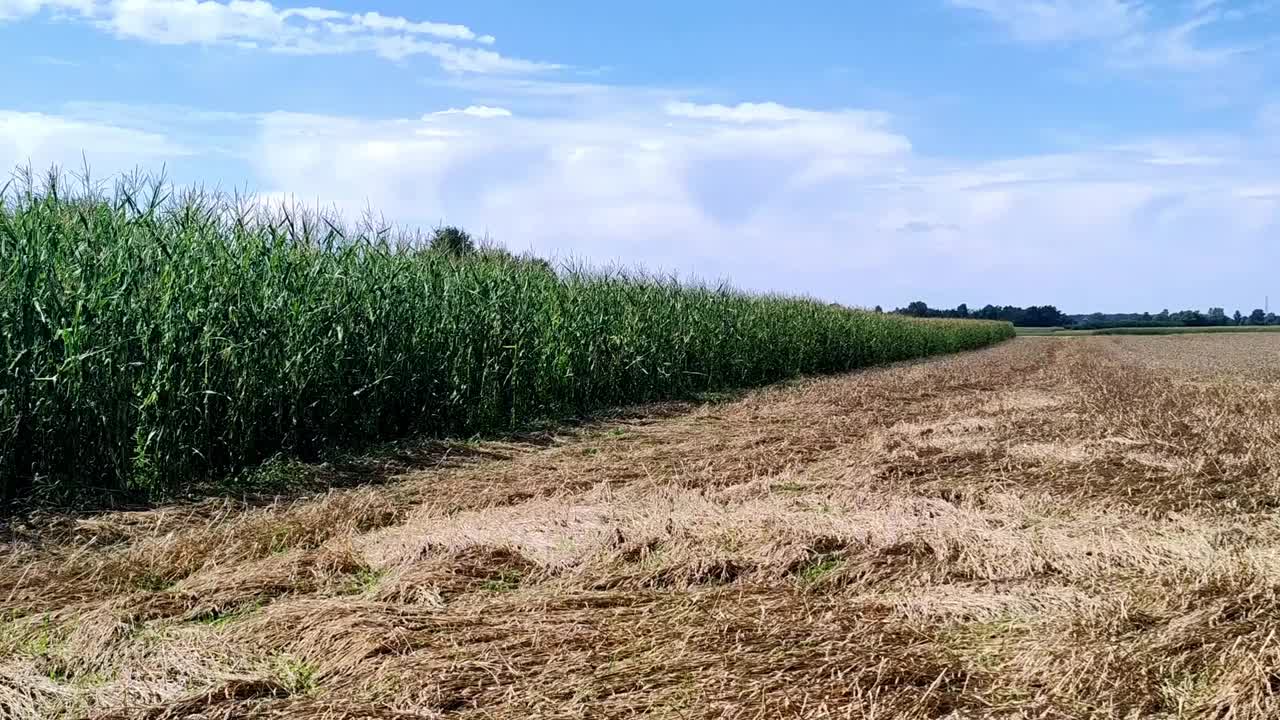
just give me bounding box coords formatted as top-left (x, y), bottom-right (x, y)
top-left (666, 101), bottom-right (815, 123)
top-left (102, 0), bottom-right (490, 46)
top-left (1235, 185), bottom-right (1280, 200)
top-left (260, 98), bottom-right (1280, 308)
top-left (1108, 14), bottom-right (1250, 70)
top-left (430, 106), bottom-right (513, 118)
top-left (107, 0), bottom-right (281, 45)
top-left (0, 0), bottom-right (93, 21)
top-left (948, 0), bottom-right (1255, 73)
top-left (946, 0), bottom-right (1145, 43)
top-left (413, 42), bottom-right (560, 73)
top-left (6, 95), bottom-right (1280, 311)
top-left (236, 95), bottom-right (1280, 309)
top-left (2, 0), bottom-right (554, 73)
top-left (0, 110), bottom-right (190, 172)
top-left (1105, 138), bottom-right (1234, 166)
top-left (343, 10), bottom-right (489, 43)
top-left (248, 100), bottom-right (915, 271)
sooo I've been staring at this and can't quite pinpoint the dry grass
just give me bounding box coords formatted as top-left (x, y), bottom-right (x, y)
top-left (3, 336), bottom-right (1280, 718)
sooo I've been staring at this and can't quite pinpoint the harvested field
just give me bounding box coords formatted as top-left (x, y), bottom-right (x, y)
top-left (4, 334), bottom-right (1280, 719)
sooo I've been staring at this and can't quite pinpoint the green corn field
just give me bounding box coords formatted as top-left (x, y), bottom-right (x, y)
top-left (0, 170), bottom-right (1014, 500)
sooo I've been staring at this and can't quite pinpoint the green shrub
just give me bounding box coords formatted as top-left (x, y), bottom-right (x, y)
top-left (429, 225), bottom-right (475, 255)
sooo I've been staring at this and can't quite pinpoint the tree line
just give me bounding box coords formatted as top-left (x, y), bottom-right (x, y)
top-left (888, 302), bottom-right (1280, 328)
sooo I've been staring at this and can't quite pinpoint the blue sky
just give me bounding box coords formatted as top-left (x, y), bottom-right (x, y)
top-left (3, 0), bottom-right (1280, 312)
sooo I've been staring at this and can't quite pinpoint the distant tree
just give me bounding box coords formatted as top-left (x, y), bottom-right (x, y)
top-left (960, 304), bottom-right (1256, 330)
top-left (975, 304), bottom-right (1000, 320)
top-left (430, 225), bottom-right (475, 255)
top-left (1179, 310), bottom-right (1207, 326)
top-left (873, 305), bottom-right (883, 313)
top-left (886, 301), bottom-right (1081, 326)
top-left (520, 254), bottom-right (556, 274)
top-left (1269, 313), bottom-right (1280, 326)
top-left (1250, 309), bottom-right (1267, 325)
top-left (904, 301), bottom-right (930, 317)
top-left (1020, 305), bottom-right (1067, 327)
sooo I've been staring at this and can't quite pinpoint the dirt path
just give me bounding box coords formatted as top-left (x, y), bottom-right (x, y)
top-left (4, 336), bottom-right (1280, 719)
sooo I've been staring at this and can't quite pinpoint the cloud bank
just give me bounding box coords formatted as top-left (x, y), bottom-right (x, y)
top-left (4, 2), bottom-right (1280, 310)
top-left (0, 0), bottom-right (553, 72)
